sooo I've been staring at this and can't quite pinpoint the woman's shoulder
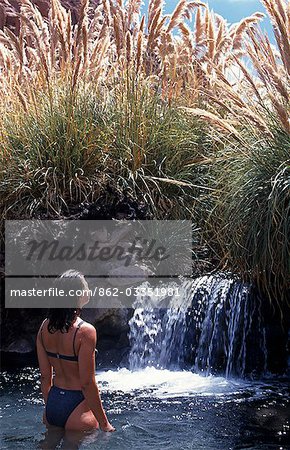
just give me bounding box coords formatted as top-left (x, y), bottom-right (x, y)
top-left (79, 320), bottom-right (97, 336)
top-left (78, 321), bottom-right (97, 346)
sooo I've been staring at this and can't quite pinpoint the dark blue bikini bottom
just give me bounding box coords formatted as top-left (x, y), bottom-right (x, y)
top-left (46, 385), bottom-right (85, 428)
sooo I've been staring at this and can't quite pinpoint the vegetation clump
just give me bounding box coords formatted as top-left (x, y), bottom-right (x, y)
top-left (0, 0), bottom-right (289, 302)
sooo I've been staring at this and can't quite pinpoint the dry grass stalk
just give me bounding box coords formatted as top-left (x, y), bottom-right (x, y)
top-left (0, 0), bottom-right (272, 103)
top-left (181, 107), bottom-right (243, 142)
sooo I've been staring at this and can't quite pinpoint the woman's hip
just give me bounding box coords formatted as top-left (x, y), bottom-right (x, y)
top-left (46, 385), bottom-right (85, 428)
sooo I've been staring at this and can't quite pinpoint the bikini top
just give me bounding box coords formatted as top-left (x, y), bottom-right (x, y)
top-left (41, 319), bottom-right (85, 362)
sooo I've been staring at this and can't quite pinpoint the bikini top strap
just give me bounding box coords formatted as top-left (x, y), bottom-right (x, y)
top-left (40, 318), bottom-right (48, 351)
top-left (72, 320), bottom-right (84, 357)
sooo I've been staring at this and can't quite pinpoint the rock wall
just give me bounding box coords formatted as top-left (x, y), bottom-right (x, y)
top-left (0, 192), bottom-right (151, 369)
top-left (0, 193), bottom-right (288, 375)
top-left (0, 301), bottom-right (134, 369)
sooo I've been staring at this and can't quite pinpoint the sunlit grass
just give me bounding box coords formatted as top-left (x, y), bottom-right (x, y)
top-left (0, 0), bottom-right (289, 303)
top-left (0, 75), bottom-right (208, 219)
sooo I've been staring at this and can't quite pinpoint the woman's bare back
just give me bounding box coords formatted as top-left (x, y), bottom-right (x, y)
top-left (39, 317), bottom-right (99, 430)
top-left (41, 317), bottom-right (84, 390)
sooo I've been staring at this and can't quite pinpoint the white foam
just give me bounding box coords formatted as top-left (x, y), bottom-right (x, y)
top-left (96, 367), bottom-right (249, 399)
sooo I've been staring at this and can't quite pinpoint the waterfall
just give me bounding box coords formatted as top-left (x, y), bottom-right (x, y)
top-left (128, 275), bottom-right (268, 377)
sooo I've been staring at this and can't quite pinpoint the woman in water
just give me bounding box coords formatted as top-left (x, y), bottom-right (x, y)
top-left (36, 270), bottom-right (115, 432)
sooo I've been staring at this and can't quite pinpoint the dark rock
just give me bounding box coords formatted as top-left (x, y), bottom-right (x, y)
top-left (96, 347), bottom-right (130, 370)
top-left (5, 338), bottom-right (34, 353)
top-left (0, 350), bottom-right (37, 369)
top-left (94, 308), bottom-right (130, 337)
top-left (0, 190), bottom-right (151, 368)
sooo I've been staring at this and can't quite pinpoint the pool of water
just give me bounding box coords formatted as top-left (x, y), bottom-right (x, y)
top-left (0, 367), bottom-right (289, 450)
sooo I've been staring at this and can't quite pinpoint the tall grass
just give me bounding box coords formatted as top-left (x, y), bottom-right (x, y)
top-left (0, 0), bottom-right (289, 302)
top-left (183, 0), bottom-right (290, 302)
top-left (0, 75), bottom-right (208, 219)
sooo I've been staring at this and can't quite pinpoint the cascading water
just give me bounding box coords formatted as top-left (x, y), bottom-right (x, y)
top-left (128, 275), bottom-right (268, 377)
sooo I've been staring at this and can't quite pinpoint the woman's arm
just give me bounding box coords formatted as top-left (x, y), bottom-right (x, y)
top-left (36, 324), bottom-right (52, 403)
top-left (78, 324), bottom-right (115, 432)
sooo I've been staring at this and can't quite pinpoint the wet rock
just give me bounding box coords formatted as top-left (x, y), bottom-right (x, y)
top-left (0, 303), bottom-right (133, 368)
top-left (0, 191), bottom-right (151, 367)
top-left (5, 338), bottom-right (34, 353)
top-left (93, 308), bottom-right (131, 337)
top-left (96, 347), bottom-right (130, 370)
